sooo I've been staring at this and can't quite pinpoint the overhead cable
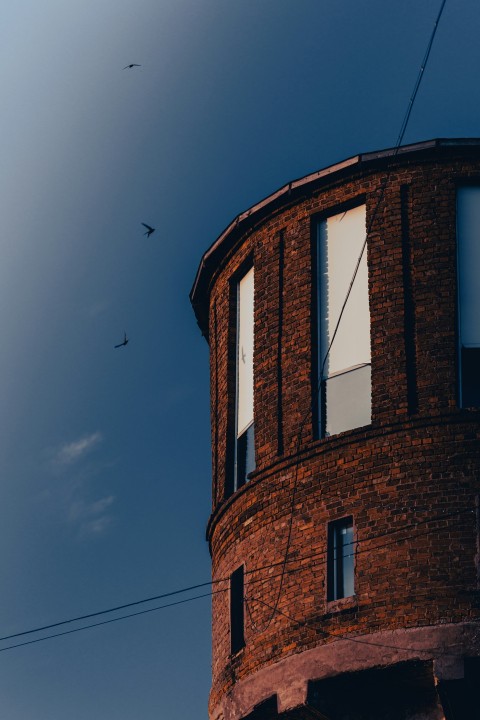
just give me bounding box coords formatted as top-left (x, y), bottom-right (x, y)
top-left (0, 507), bottom-right (473, 653)
top-left (0, 591), bottom-right (219, 655)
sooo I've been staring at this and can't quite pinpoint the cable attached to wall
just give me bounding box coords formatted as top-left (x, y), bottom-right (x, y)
top-left (245, 594), bottom-right (477, 660)
top-left (244, 506), bottom-right (476, 632)
top-left (0, 506), bottom-right (473, 654)
top-left (0, 506), bottom-right (469, 653)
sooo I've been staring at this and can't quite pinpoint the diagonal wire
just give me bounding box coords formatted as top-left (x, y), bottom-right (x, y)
top-left (0, 505), bottom-right (469, 648)
top-left (243, 507), bottom-right (475, 595)
top-left (0, 590), bottom-right (223, 655)
top-left (321, 0), bottom-right (447, 378)
top-left (0, 580), bottom-right (216, 644)
top-left (0, 507), bottom-right (473, 653)
top-left (394, 0), bottom-right (447, 148)
top-left (246, 0), bottom-right (449, 636)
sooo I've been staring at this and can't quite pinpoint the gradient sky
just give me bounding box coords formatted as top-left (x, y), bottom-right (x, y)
top-left (0, 1), bottom-right (479, 718)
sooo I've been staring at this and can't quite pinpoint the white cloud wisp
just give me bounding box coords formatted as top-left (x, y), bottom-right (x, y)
top-left (54, 431), bottom-right (103, 466)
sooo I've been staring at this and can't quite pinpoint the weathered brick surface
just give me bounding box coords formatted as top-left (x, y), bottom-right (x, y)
top-left (194, 144), bottom-right (480, 717)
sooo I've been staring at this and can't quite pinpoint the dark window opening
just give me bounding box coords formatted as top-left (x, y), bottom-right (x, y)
top-left (230, 566), bottom-right (245, 654)
top-left (461, 347), bottom-right (480, 407)
top-left (236, 422), bottom-right (255, 490)
top-left (327, 517), bottom-right (354, 601)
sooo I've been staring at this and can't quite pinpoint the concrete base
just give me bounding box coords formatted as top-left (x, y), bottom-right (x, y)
top-left (211, 623), bottom-right (479, 720)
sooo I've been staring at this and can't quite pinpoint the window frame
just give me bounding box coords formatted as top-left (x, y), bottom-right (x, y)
top-left (225, 260), bottom-right (256, 498)
top-left (327, 516), bottom-right (355, 602)
top-left (230, 565), bottom-right (245, 654)
top-left (312, 199), bottom-right (371, 439)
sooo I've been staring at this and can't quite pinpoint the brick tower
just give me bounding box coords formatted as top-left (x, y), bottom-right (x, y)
top-left (190, 139), bottom-right (480, 720)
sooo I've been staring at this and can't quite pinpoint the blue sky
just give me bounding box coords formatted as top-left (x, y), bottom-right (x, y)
top-left (0, 1), bottom-right (478, 718)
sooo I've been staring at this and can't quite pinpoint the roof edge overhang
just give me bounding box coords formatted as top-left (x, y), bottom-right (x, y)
top-left (190, 138), bottom-right (480, 338)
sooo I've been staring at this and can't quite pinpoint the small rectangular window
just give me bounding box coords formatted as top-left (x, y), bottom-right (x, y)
top-left (230, 566), bottom-right (245, 654)
top-left (457, 187), bottom-right (480, 407)
top-left (327, 517), bottom-right (354, 601)
top-left (235, 267), bottom-right (255, 489)
top-left (316, 205), bottom-right (371, 436)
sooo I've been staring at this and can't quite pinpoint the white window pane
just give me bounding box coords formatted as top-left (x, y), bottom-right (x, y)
top-left (319, 205), bottom-right (370, 376)
top-left (325, 365), bottom-right (371, 436)
top-left (457, 187), bottom-right (480, 347)
top-left (237, 267), bottom-right (254, 435)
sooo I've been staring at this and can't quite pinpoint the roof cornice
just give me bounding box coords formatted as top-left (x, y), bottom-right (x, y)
top-left (190, 138), bottom-right (480, 338)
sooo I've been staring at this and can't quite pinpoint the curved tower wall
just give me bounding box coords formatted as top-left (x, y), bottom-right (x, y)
top-left (191, 140), bottom-right (480, 720)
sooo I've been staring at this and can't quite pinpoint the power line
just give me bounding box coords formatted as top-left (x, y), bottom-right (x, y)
top-left (0, 591), bottom-right (221, 655)
top-left (0, 580), bottom-right (215, 644)
top-left (0, 509), bottom-right (474, 642)
top-left (394, 0), bottom-right (447, 148)
top-left (0, 507), bottom-right (473, 653)
top-left (322, 0), bottom-right (447, 377)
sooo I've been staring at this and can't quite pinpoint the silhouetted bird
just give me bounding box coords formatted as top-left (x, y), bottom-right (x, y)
top-left (114, 332), bottom-right (129, 349)
top-left (141, 223), bottom-right (155, 238)
top-left (123, 64), bottom-right (141, 70)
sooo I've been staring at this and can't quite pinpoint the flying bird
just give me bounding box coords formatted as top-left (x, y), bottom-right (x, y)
top-left (141, 222), bottom-right (155, 238)
top-left (114, 332), bottom-right (129, 349)
top-left (123, 64), bottom-right (141, 70)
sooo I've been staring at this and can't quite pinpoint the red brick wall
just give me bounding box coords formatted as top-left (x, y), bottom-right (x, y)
top-left (200, 150), bottom-right (480, 715)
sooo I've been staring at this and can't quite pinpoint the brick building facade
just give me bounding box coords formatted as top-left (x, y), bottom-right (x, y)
top-left (191, 139), bottom-right (480, 720)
